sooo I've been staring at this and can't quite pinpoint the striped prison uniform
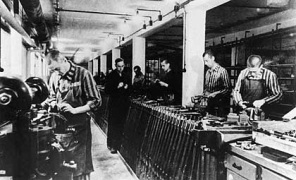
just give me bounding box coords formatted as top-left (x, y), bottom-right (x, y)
top-left (50, 60), bottom-right (101, 110)
top-left (233, 67), bottom-right (282, 104)
top-left (204, 64), bottom-right (231, 95)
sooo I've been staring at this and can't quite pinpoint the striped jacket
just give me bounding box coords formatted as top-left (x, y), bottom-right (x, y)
top-left (204, 64), bottom-right (231, 96)
top-left (49, 60), bottom-right (101, 111)
top-left (233, 67), bottom-right (282, 104)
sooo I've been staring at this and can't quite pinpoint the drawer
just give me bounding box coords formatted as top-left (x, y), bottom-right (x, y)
top-left (261, 167), bottom-right (290, 180)
top-left (225, 153), bottom-right (257, 180)
top-left (227, 169), bottom-right (248, 180)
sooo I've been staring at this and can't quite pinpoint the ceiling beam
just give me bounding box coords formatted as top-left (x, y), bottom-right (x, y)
top-left (148, 40), bottom-right (183, 44)
top-left (154, 33), bottom-right (183, 37)
top-left (148, 36), bottom-right (183, 41)
top-left (150, 43), bottom-right (183, 51)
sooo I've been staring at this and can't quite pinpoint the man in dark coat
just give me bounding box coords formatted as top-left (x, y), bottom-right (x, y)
top-left (155, 59), bottom-right (181, 105)
top-left (105, 58), bottom-right (131, 153)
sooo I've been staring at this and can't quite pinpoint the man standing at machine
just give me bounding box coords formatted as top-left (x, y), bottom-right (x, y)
top-left (155, 59), bottom-right (181, 104)
top-left (203, 49), bottom-right (231, 117)
top-left (46, 49), bottom-right (101, 180)
top-left (233, 55), bottom-right (282, 116)
top-left (105, 58), bottom-right (131, 154)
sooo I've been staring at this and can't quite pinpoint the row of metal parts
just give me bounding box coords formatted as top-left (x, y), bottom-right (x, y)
top-left (120, 100), bottom-right (224, 180)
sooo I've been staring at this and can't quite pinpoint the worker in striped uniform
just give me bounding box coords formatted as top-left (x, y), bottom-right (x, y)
top-left (46, 49), bottom-right (101, 180)
top-left (203, 49), bottom-right (231, 117)
top-left (233, 55), bottom-right (282, 114)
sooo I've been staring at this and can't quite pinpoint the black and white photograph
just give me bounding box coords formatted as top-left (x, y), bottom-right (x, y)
top-left (0, 0), bottom-right (296, 179)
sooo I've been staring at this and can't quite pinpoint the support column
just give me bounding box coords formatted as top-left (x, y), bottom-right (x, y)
top-left (87, 60), bottom-right (93, 73)
top-left (101, 55), bottom-right (107, 74)
top-left (93, 58), bottom-right (99, 75)
top-left (182, 0), bottom-right (230, 106)
top-left (132, 37), bottom-right (146, 83)
top-left (112, 48), bottom-right (121, 69)
top-left (182, 5), bottom-right (206, 106)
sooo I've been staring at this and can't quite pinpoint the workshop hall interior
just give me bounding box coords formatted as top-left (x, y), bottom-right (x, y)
top-left (1, 0), bottom-right (296, 180)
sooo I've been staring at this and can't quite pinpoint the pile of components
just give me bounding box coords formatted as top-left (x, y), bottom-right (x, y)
top-left (0, 75), bottom-right (76, 179)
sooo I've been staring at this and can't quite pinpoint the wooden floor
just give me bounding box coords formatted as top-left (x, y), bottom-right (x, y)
top-left (90, 120), bottom-right (137, 180)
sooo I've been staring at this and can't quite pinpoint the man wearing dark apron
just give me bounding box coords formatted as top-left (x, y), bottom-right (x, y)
top-left (46, 49), bottom-right (101, 180)
top-left (233, 55), bottom-right (282, 117)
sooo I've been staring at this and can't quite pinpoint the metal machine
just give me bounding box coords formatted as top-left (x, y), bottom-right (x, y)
top-left (0, 75), bottom-right (76, 180)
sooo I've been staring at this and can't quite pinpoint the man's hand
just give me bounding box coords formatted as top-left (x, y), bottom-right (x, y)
top-left (204, 91), bottom-right (221, 98)
top-left (124, 84), bottom-right (128, 89)
top-left (158, 81), bottom-right (168, 87)
top-left (206, 92), bottom-right (219, 98)
top-left (203, 91), bottom-right (210, 96)
top-left (238, 101), bottom-right (248, 109)
top-left (253, 99), bottom-right (265, 108)
top-left (118, 82), bottom-right (124, 88)
top-left (60, 103), bottom-right (77, 114)
top-left (207, 93), bottom-right (216, 98)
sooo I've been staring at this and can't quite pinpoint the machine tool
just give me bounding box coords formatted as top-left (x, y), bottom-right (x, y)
top-left (0, 75), bottom-right (76, 180)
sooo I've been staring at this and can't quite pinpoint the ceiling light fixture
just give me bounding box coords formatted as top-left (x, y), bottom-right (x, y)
top-left (143, 22), bottom-right (147, 29)
top-left (142, 16), bottom-right (153, 26)
top-left (136, 8), bottom-right (162, 21)
top-left (105, 33), bottom-right (125, 42)
top-left (174, 3), bottom-right (181, 17)
top-left (149, 17), bottom-right (153, 26)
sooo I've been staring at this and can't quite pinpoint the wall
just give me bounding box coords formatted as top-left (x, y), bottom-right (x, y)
top-left (0, 22), bottom-right (29, 80)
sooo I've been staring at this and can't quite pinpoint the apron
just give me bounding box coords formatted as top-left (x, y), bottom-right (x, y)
top-left (240, 77), bottom-right (266, 106)
top-left (56, 78), bottom-right (93, 177)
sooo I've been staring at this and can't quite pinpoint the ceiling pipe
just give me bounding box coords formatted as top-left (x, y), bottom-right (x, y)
top-left (56, 8), bottom-right (133, 17)
top-left (19, 0), bottom-right (50, 42)
top-left (0, 0), bottom-right (36, 47)
top-left (137, 8), bottom-right (163, 21)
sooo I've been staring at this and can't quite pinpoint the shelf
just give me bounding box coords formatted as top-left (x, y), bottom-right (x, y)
top-left (253, 49), bottom-right (296, 52)
top-left (278, 103), bottom-right (294, 107)
top-left (265, 64), bottom-right (296, 67)
top-left (278, 77), bottom-right (294, 80)
top-left (225, 66), bottom-right (246, 70)
top-left (283, 90), bottom-right (295, 93)
top-left (268, 112), bottom-right (284, 120)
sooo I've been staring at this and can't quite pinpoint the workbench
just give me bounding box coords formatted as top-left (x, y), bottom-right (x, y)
top-left (226, 143), bottom-right (296, 180)
top-left (109, 100), bottom-right (254, 180)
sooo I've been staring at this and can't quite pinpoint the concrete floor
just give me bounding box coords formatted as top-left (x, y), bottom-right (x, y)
top-left (90, 120), bottom-right (137, 180)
